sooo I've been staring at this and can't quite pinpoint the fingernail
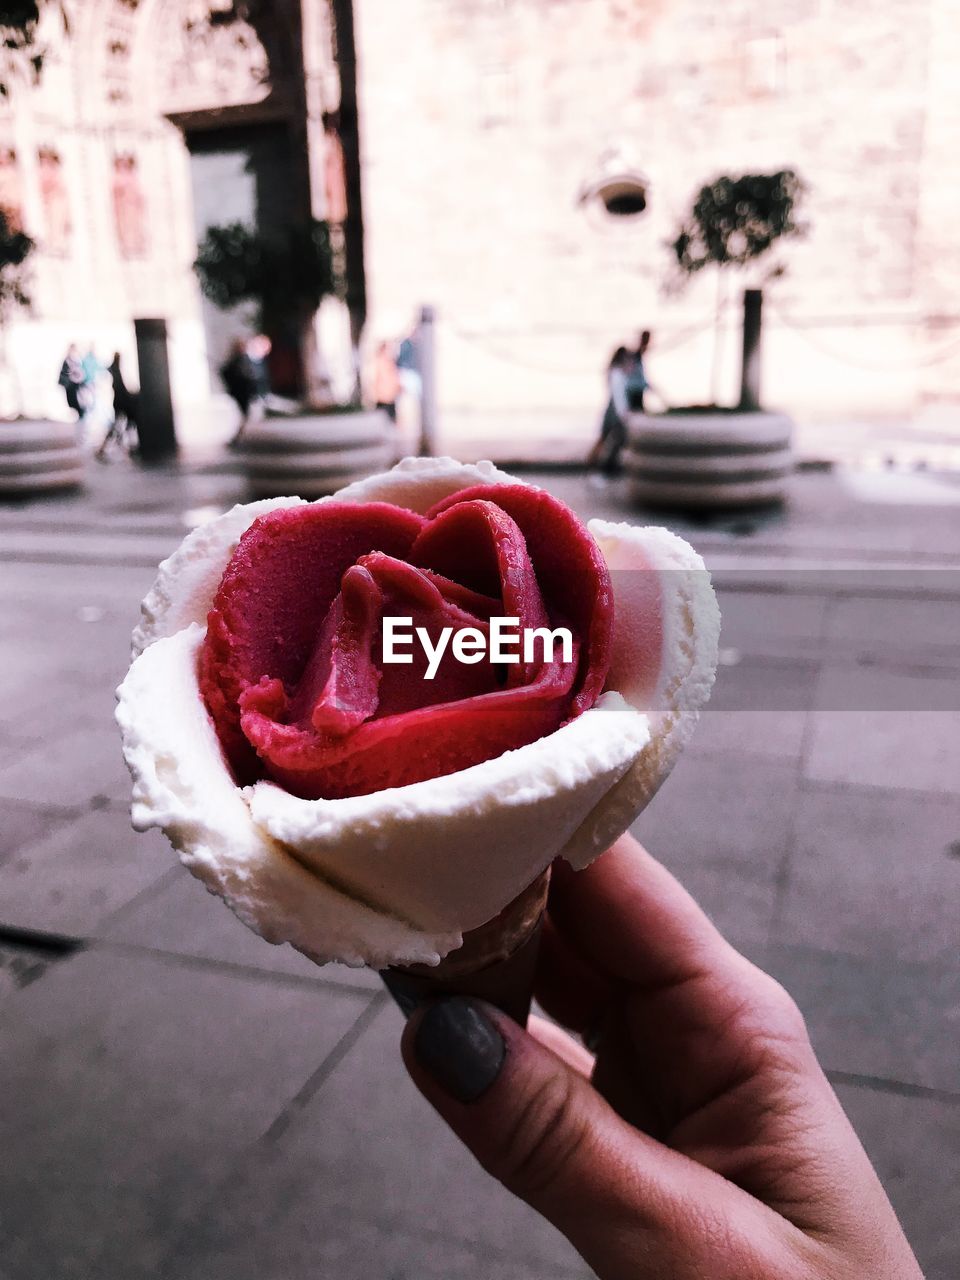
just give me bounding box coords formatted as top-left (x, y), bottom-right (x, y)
top-left (414, 997), bottom-right (506, 1103)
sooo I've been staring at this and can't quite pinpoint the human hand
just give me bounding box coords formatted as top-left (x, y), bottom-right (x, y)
top-left (401, 834), bottom-right (923, 1279)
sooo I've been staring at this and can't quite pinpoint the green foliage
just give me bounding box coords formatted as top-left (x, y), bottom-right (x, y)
top-left (670, 170), bottom-right (806, 281)
top-left (194, 219), bottom-right (337, 328)
top-left (0, 2), bottom-right (41, 32)
top-left (0, 207), bottom-right (34, 322)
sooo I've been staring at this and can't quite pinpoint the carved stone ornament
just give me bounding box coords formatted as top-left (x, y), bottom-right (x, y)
top-left (160, 1), bottom-right (274, 115)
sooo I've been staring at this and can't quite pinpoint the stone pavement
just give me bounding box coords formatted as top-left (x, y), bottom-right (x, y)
top-left (1, 454), bottom-right (958, 1279)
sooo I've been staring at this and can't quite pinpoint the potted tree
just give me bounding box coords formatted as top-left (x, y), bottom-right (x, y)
top-left (624, 170), bottom-right (805, 510)
top-left (194, 217), bottom-right (394, 498)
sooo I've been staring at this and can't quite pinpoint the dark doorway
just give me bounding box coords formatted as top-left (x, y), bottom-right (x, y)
top-left (186, 122), bottom-right (303, 396)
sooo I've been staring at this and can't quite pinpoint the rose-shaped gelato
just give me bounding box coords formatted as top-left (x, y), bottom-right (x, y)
top-left (117, 458), bottom-right (720, 968)
top-left (199, 485), bottom-right (613, 800)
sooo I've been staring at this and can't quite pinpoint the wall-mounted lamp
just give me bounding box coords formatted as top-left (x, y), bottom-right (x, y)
top-left (578, 148), bottom-right (649, 217)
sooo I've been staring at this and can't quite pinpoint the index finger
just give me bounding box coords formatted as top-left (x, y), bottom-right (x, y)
top-left (547, 835), bottom-right (813, 1137)
top-left (550, 833), bottom-right (751, 998)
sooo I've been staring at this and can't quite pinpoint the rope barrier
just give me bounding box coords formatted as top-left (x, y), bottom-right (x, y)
top-left (759, 310), bottom-right (960, 329)
top-left (441, 313), bottom-right (719, 375)
top-left (439, 324), bottom-right (596, 376)
top-left (766, 302), bottom-right (960, 371)
top-left (440, 299), bottom-right (960, 379)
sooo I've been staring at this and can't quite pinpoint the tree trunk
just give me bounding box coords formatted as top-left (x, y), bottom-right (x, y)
top-left (329, 0), bottom-right (366, 399)
top-left (738, 288), bottom-right (763, 411)
top-left (709, 268), bottom-right (726, 407)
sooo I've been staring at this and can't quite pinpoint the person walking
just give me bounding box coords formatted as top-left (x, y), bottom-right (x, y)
top-left (247, 334), bottom-right (273, 404)
top-left (588, 346), bottom-right (632, 474)
top-left (57, 344), bottom-right (85, 418)
top-left (396, 325), bottom-right (421, 400)
top-left (626, 328), bottom-right (652, 412)
top-left (220, 337), bottom-right (261, 446)
top-left (395, 321), bottom-right (423, 433)
top-left (81, 345), bottom-right (103, 420)
top-left (96, 352), bottom-right (139, 460)
top-left (372, 340), bottom-right (401, 422)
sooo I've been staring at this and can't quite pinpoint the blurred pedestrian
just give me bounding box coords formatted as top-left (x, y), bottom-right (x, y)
top-left (96, 352), bottom-right (139, 460)
top-left (396, 324), bottom-right (421, 400)
top-left (247, 333), bottom-right (272, 402)
top-left (220, 337), bottom-right (261, 446)
top-left (372, 340), bottom-right (401, 422)
top-left (57, 343), bottom-right (84, 417)
top-left (587, 345), bottom-right (631, 474)
top-left (626, 329), bottom-right (651, 411)
top-left (81, 345), bottom-right (104, 419)
top-left (394, 320), bottom-right (424, 451)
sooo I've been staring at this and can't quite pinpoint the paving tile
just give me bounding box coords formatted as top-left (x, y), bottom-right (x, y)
top-left (0, 596), bottom-right (135, 749)
top-left (633, 752), bottom-right (800, 943)
top-left (758, 942), bottom-right (960, 1095)
top-left (0, 948), bottom-right (375, 1280)
top-left (709, 654), bottom-right (819, 712)
top-left (0, 808), bottom-right (179, 936)
top-left (0, 679), bottom-right (116, 753)
top-left (777, 786), bottom-right (960, 965)
top-left (173, 1205), bottom-right (591, 1280)
top-left (0, 940), bottom-right (66, 1002)
top-left (0, 799), bottom-right (70, 864)
top-left (163, 1001), bottom-right (586, 1280)
top-left (814, 656), bottom-right (960, 711)
top-left (835, 1083), bottom-right (960, 1280)
top-left (687, 707), bottom-right (808, 763)
top-left (0, 639), bottom-right (54, 698)
top-left (0, 599), bottom-right (134, 679)
top-left (824, 591), bottom-right (960, 665)
top-left (805, 707), bottom-right (959, 794)
top-left (805, 664), bottom-right (960, 794)
top-left (713, 587), bottom-right (828, 659)
top-left (0, 722), bottom-right (131, 809)
top-left (104, 865), bottom-right (381, 992)
top-left (0, 559), bottom-right (152, 618)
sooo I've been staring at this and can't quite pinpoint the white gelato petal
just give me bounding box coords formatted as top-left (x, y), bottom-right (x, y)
top-left (248, 692), bottom-right (649, 936)
top-left (117, 624), bottom-right (457, 967)
top-left (562, 520), bottom-right (722, 863)
top-left (332, 455), bottom-right (517, 512)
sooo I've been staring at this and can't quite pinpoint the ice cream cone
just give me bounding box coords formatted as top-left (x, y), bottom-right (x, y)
top-left (380, 868), bottom-right (551, 1026)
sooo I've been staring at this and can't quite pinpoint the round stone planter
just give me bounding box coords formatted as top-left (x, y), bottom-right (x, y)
top-left (624, 410), bottom-right (794, 509)
top-left (0, 419), bottom-right (84, 496)
top-left (236, 409), bottom-right (397, 498)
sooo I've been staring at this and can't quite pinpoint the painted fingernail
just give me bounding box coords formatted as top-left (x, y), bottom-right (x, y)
top-left (414, 997), bottom-right (506, 1103)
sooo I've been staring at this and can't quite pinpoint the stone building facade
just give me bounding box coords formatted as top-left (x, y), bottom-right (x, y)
top-left (1, 0), bottom-right (958, 448)
top-left (354, 0), bottom-right (960, 447)
top-left (0, 0), bottom-right (351, 437)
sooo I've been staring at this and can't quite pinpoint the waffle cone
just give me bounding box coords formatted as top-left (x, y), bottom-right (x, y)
top-left (380, 868), bottom-right (551, 1026)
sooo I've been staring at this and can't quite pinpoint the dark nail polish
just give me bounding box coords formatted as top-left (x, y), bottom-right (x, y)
top-left (414, 998), bottom-right (506, 1103)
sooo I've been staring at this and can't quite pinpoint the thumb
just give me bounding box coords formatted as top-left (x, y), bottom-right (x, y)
top-left (400, 997), bottom-right (699, 1273)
